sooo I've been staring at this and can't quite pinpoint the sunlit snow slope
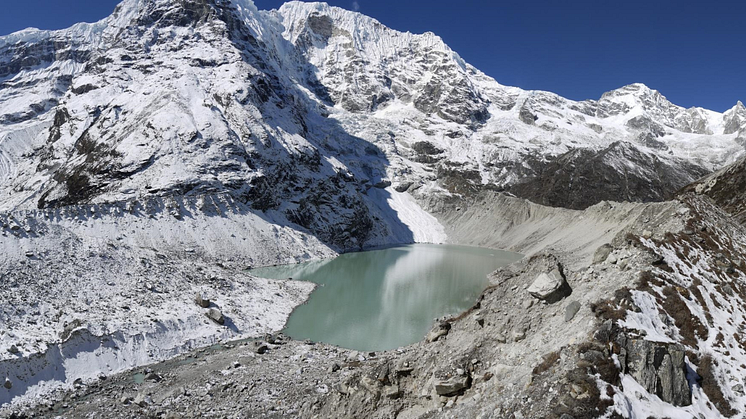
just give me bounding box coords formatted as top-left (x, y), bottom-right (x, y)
top-left (0, 0), bottom-right (743, 221)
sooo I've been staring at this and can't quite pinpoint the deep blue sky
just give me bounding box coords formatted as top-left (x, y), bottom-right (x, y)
top-left (2, 0), bottom-right (744, 112)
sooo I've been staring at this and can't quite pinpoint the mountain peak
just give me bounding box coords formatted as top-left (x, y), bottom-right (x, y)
top-left (598, 83), bottom-right (674, 114)
top-left (602, 83), bottom-right (659, 98)
top-left (276, 1), bottom-right (453, 55)
top-left (723, 100), bottom-right (746, 134)
top-left (0, 0), bottom-right (742, 214)
top-left (725, 100), bottom-right (746, 116)
top-left (625, 82), bottom-right (653, 91)
top-left (107, 0), bottom-right (262, 32)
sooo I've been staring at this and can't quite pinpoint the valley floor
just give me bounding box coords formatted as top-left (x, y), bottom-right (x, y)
top-left (3, 190), bottom-right (746, 418)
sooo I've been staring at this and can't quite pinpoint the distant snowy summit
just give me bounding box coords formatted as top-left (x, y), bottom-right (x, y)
top-left (0, 0), bottom-right (743, 226)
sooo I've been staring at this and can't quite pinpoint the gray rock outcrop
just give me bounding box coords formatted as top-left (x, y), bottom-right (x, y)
top-left (564, 301), bottom-right (581, 322)
top-left (723, 101), bottom-right (746, 134)
top-left (383, 384), bottom-right (401, 399)
top-left (618, 338), bottom-right (691, 406)
top-left (434, 371), bottom-right (470, 396)
top-left (507, 141), bottom-right (709, 210)
top-left (360, 375), bottom-right (382, 396)
top-left (519, 107), bottom-right (537, 125)
top-left (254, 342), bottom-right (269, 354)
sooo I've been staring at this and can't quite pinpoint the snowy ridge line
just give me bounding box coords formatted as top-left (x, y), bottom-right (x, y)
top-left (0, 187), bottom-right (446, 254)
top-left (0, 0), bottom-right (148, 49)
top-left (0, 192), bottom-right (274, 238)
top-left (0, 194), bottom-right (341, 269)
top-left (0, 192), bottom-right (257, 251)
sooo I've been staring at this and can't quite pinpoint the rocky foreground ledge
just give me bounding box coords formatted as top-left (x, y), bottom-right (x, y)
top-left (6, 193), bottom-right (745, 418)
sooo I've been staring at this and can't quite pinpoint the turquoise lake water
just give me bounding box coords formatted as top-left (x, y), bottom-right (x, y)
top-left (250, 244), bottom-right (523, 351)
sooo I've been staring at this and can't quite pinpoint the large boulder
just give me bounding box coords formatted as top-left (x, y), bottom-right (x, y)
top-left (426, 321), bottom-right (451, 342)
top-left (527, 268), bottom-right (571, 303)
top-left (593, 244), bottom-right (613, 264)
top-left (434, 372), bottom-right (470, 396)
top-left (194, 293), bottom-right (211, 308)
top-left (206, 308), bottom-right (225, 325)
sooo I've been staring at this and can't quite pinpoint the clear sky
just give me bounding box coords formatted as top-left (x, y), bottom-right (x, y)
top-left (2, 0), bottom-right (744, 112)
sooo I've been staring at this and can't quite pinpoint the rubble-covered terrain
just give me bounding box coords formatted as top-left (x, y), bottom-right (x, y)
top-left (0, 193), bottom-right (335, 408)
top-left (2, 0), bottom-right (746, 418)
top-left (9, 191), bottom-right (746, 419)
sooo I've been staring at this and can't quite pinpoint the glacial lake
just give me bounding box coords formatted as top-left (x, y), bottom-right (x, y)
top-left (250, 244), bottom-right (523, 351)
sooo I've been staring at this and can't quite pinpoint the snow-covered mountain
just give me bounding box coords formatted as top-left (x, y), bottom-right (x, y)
top-left (275, 3), bottom-right (746, 208)
top-left (0, 0), bottom-right (744, 232)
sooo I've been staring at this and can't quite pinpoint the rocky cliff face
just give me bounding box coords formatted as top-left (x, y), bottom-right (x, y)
top-left (723, 101), bottom-right (746, 135)
top-left (509, 141), bottom-right (709, 209)
top-left (276, 2), bottom-right (490, 126)
top-left (0, 0), bottom-right (415, 250)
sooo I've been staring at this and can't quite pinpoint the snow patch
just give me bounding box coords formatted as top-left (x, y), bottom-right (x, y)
top-left (369, 188), bottom-right (446, 244)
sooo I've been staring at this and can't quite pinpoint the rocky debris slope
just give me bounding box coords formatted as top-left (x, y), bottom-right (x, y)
top-left (0, 245), bottom-right (657, 418)
top-left (506, 141), bottom-right (709, 209)
top-left (583, 194), bottom-right (746, 418)
top-left (0, 185), bottom-right (444, 408)
top-left (424, 190), bottom-right (687, 269)
top-left (10, 193), bottom-right (746, 418)
top-left (683, 156), bottom-right (746, 224)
